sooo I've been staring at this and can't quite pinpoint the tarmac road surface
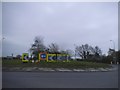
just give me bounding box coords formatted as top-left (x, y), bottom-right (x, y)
top-left (2, 70), bottom-right (118, 88)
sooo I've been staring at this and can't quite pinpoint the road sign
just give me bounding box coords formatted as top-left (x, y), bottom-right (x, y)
top-left (22, 53), bottom-right (29, 63)
top-left (39, 52), bottom-right (47, 61)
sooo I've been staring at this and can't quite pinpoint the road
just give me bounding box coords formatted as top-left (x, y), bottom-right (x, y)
top-left (2, 70), bottom-right (118, 88)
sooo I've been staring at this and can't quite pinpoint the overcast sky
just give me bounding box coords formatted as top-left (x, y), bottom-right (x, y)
top-left (2, 2), bottom-right (118, 57)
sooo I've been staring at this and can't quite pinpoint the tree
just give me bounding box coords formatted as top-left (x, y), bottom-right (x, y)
top-left (75, 44), bottom-right (94, 59)
top-left (75, 44), bottom-right (102, 60)
top-left (48, 43), bottom-right (59, 53)
top-left (108, 49), bottom-right (119, 63)
top-left (93, 46), bottom-right (102, 57)
top-left (108, 48), bottom-right (115, 56)
top-left (75, 44), bottom-right (90, 59)
top-left (29, 36), bottom-right (46, 59)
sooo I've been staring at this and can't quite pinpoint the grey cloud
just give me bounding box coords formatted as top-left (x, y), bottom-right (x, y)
top-left (2, 2), bottom-right (118, 56)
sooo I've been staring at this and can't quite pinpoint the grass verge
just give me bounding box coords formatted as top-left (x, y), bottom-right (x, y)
top-left (2, 59), bottom-right (111, 69)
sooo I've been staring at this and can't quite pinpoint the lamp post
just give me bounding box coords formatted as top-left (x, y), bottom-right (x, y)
top-left (110, 40), bottom-right (116, 64)
top-left (110, 40), bottom-right (115, 51)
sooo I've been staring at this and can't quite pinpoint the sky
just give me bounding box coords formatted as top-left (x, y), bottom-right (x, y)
top-left (2, 2), bottom-right (118, 57)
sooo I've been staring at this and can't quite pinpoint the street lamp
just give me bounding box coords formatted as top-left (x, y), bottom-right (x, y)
top-left (110, 40), bottom-right (115, 51)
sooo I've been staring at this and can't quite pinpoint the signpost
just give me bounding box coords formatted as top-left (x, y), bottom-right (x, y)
top-left (39, 52), bottom-right (47, 62)
top-left (22, 52), bottom-right (70, 63)
top-left (22, 53), bottom-right (29, 63)
top-left (47, 54), bottom-right (69, 62)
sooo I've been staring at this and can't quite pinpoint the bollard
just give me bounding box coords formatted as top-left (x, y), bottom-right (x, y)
top-left (36, 60), bottom-right (39, 64)
top-left (117, 62), bottom-right (119, 64)
top-left (111, 61), bottom-right (112, 64)
top-left (32, 60), bottom-right (34, 63)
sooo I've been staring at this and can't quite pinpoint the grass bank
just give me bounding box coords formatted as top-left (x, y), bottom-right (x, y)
top-left (2, 59), bottom-right (111, 69)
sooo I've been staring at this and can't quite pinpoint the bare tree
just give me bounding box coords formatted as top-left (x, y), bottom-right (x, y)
top-left (48, 43), bottom-right (59, 53)
top-left (75, 44), bottom-right (90, 59)
top-left (94, 46), bottom-right (102, 56)
top-left (75, 45), bottom-right (84, 59)
top-left (75, 44), bottom-right (102, 59)
top-left (108, 48), bottom-right (115, 56)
